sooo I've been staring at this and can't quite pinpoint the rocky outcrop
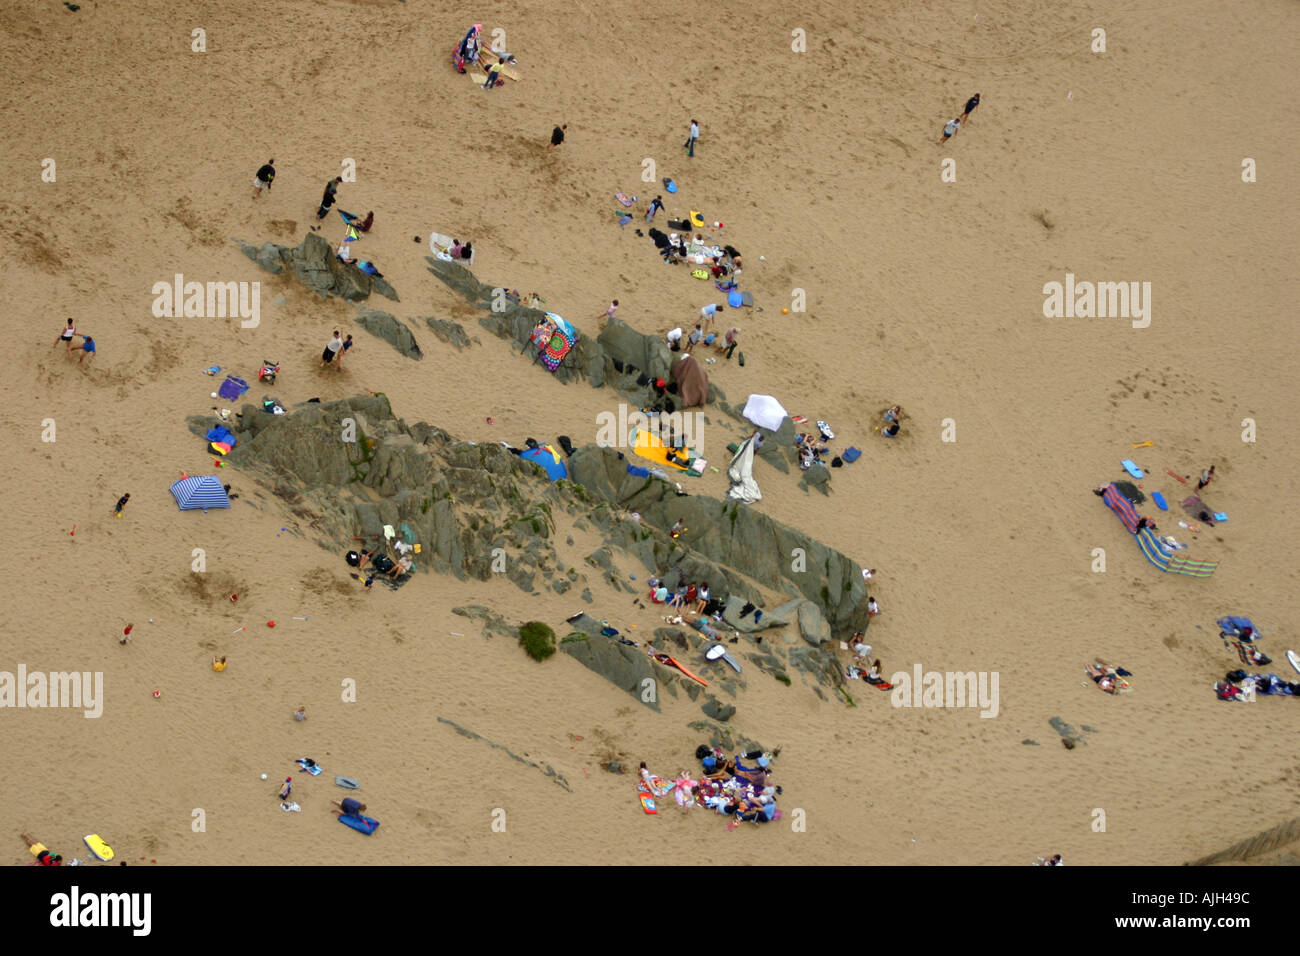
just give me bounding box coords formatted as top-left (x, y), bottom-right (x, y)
top-left (239, 232), bottom-right (399, 302)
top-left (423, 316), bottom-right (475, 351)
top-left (567, 445), bottom-right (867, 638)
top-left (191, 396), bottom-right (860, 717)
top-left (355, 309), bottom-right (422, 360)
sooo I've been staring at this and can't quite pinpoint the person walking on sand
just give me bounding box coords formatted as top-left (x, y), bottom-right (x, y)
top-left (685, 119), bottom-right (700, 157)
top-left (646, 195), bottom-right (664, 222)
top-left (320, 330), bottom-right (344, 368)
top-left (73, 333), bottom-right (96, 363)
top-left (314, 176), bottom-right (342, 228)
top-left (548, 124), bottom-right (567, 153)
top-left (55, 318), bottom-right (77, 353)
top-left (114, 493), bottom-right (130, 518)
top-left (1197, 465), bottom-right (1216, 491)
top-left (961, 93), bottom-right (981, 123)
top-left (253, 159), bottom-right (275, 199)
top-left (939, 117), bottom-right (961, 144)
top-left (597, 300), bottom-right (618, 324)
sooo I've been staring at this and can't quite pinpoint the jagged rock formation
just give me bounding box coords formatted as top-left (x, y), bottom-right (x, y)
top-left (238, 232), bottom-right (399, 302)
top-left (355, 309), bottom-right (422, 360)
top-left (191, 394), bottom-right (864, 719)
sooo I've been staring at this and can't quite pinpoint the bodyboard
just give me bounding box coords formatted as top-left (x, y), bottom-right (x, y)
top-left (338, 813), bottom-right (380, 835)
top-left (83, 834), bottom-right (114, 862)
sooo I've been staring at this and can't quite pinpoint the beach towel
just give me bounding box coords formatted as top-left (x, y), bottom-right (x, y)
top-left (631, 428), bottom-right (702, 474)
top-left (842, 447), bottom-right (862, 463)
top-left (616, 212), bottom-right (633, 226)
top-left (296, 758), bottom-right (322, 776)
top-left (541, 328), bottom-right (575, 371)
top-left (615, 193), bottom-right (636, 207)
top-left (627, 464), bottom-right (651, 478)
top-left (218, 376), bottom-right (249, 401)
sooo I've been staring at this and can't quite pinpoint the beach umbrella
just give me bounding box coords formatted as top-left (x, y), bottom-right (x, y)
top-left (169, 475), bottom-right (231, 511)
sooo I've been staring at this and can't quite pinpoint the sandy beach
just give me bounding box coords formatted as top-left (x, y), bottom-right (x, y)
top-left (3, 0), bottom-right (1298, 867)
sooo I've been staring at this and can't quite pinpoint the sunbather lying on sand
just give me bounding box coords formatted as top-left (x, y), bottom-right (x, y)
top-left (1086, 662), bottom-right (1118, 693)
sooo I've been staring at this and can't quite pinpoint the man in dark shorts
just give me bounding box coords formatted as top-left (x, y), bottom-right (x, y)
top-left (320, 330), bottom-right (343, 368)
top-left (548, 124), bottom-right (566, 153)
top-left (253, 159), bottom-right (275, 199)
top-left (114, 493), bottom-right (130, 517)
top-left (331, 797), bottom-right (367, 816)
top-left (962, 93), bottom-right (980, 122)
top-left (55, 317), bottom-right (76, 353)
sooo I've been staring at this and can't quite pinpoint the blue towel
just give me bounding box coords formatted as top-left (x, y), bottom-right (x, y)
top-left (842, 447), bottom-right (862, 463)
top-left (627, 464), bottom-right (651, 478)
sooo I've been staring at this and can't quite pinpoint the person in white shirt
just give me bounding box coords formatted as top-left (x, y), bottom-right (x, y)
top-left (665, 327), bottom-right (684, 351)
top-left (320, 330), bottom-right (344, 368)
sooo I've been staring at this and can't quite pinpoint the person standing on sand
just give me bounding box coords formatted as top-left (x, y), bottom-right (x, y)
top-left (253, 159), bottom-right (275, 198)
top-left (337, 334), bottom-right (354, 369)
top-left (939, 117), bottom-right (961, 144)
top-left (55, 318), bottom-right (77, 353)
top-left (1197, 465), bottom-right (1215, 491)
top-left (685, 119), bottom-right (699, 157)
top-left (114, 493), bottom-right (130, 517)
top-left (961, 93), bottom-right (980, 123)
top-left (597, 300), bottom-right (618, 322)
top-left (548, 124), bottom-right (567, 153)
top-left (646, 196), bottom-right (664, 222)
top-left (320, 330), bottom-right (344, 368)
top-left (314, 176), bottom-right (342, 228)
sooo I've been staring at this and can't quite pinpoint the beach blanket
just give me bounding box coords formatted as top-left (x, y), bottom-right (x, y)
top-left (218, 376), bottom-right (249, 402)
top-left (540, 313), bottom-right (576, 371)
top-left (631, 428), bottom-right (702, 474)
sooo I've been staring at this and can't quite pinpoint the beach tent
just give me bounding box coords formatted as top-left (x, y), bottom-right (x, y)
top-left (727, 433), bottom-right (762, 503)
top-left (170, 475), bottom-right (231, 511)
top-left (742, 394), bottom-right (788, 432)
top-left (520, 444), bottom-right (568, 481)
top-left (671, 353), bottom-right (710, 408)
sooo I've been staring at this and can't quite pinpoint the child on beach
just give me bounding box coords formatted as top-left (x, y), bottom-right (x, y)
top-left (940, 117), bottom-right (961, 144)
top-left (114, 493), bottom-right (130, 517)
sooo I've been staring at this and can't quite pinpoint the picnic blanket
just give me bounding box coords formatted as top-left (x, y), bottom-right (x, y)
top-left (540, 313), bottom-right (576, 371)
